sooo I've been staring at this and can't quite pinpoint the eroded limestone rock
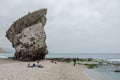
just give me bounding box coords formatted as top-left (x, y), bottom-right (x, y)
top-left (6, 9), bottom-right (48, 61)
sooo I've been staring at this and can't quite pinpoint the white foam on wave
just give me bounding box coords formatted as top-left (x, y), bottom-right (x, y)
top-left (107, 59), bottom-right (120, 62)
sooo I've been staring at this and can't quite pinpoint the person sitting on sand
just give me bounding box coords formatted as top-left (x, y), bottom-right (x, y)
top-left (36, 61), bottom-right (41, 67)
top-left (51, 60), bottom-right (54, 63)
top-left (27, 61), bottom-right (44, 68)
top-left (36, 61), bottom-right (44, 68)
top-left (32, 63), bottom-right (36, 67)
top-left (55, 61), bottom-right (57, 64)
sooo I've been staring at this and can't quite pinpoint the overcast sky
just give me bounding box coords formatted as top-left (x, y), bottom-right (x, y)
top-left (0, 0), bottom-right (120, 53)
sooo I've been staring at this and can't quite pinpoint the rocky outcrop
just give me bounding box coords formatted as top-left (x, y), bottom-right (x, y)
top-left (0, 48), bottom-right (6, 53)
top-left (6, 9), bottom-right (48, 61)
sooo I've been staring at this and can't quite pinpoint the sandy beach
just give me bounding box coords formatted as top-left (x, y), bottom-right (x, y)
top-left (0, 58), bottom-right (92, 80)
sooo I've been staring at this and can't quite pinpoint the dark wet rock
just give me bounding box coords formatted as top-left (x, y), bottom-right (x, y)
top-left (6, 9), bottom-right (48, 61)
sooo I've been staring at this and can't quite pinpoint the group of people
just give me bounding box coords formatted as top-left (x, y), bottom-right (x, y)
top-left (27, 58), bottom-right (77, 68)
top-left (27, 61), bottom-right (44, 68)
top-left (51, 58), bottom-right (77, 66)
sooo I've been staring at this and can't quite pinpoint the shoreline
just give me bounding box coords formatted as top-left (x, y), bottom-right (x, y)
top-left (0, 58), bottom-right (92, 80)
top-left (1, 58), bottom-right (120, 80)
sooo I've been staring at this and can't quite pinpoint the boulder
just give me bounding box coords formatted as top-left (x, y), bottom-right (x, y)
top-left (6, 9), bottom-right (48, 61)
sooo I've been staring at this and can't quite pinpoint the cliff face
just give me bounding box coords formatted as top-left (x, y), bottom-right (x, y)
top-left (6, 9), bottom-right (48, 61)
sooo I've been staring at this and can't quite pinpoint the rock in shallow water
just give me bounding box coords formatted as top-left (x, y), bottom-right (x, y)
top-left (6, 9), bottom-right (48, 61)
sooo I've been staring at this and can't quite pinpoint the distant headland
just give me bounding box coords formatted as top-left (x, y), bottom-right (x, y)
top-left (0, 48), bottom-right (6, 53)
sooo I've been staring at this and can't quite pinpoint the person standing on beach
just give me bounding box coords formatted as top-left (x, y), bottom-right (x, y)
top-left (73, 58), bottom-right (77, 66)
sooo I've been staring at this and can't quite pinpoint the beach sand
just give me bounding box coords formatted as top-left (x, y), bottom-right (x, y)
top-left (0, 58), bottom-right (92, 80)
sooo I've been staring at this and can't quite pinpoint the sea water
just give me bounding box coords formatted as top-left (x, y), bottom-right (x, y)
top-left (46, 53), bottom-right (120, 59)
top-left (0, 53), bottom-right (14, 58)
top-left (86, 68), bottom-right (120, 80)
top-left (1, 53), bottom-right (120, 59)
top-left (0, 53), bottom-right (120, 80)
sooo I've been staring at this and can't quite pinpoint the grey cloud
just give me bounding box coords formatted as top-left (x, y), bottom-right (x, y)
top-left (0, 0), bottom-right (120, 53)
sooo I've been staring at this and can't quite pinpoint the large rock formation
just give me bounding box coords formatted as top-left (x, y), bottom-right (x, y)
top-left (6, 9), bottom-right (48, 61)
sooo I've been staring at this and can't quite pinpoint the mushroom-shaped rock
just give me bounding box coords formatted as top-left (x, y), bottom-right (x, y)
top-left (6, 9), bottom-right (48, 61)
